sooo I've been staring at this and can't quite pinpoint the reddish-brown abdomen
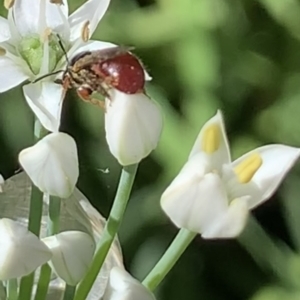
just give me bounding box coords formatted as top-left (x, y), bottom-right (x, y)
top-left (91, 53), bottom-right (145, 94)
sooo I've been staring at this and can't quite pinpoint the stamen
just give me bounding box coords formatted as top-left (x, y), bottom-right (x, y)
top-left (201, 124), bottom-right (221, 154)
top-left (81, 21), bottom-right (90, 43)
top-left (234, 153), bottom-right (263, 184)
top-left (4, 0), bottom-right (14, 9)
top-left (41, 28), bottom-right (52, 42)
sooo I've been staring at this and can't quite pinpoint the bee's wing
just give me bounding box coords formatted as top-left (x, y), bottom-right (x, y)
top-left (90, 46), bottom-right (133, 61)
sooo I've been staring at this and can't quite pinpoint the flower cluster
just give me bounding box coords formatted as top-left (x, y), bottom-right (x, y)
top-left (161, 111), bottom-right (300, 238)
top-left (0, 0), bottom-right (299, 299)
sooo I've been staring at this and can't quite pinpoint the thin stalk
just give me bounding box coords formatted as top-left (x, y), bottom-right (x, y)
top-left (35, 196), bottom-right (61, 300)
top-left (33, 265), bottom-right (52, 300)
top-left (18, 119), bottom-right (47, 300)
top-left (47, 196), bottom-right (61, 235)
top-left (142, 228), bottom-right (196, 291)
top-left (18, 186), bottom-right (43, 300)
top-left (7, 279), bottom-right (18, 300)
top-left (74, 164), bottom-right (138, 300)
top-left (63, 285), bottom-right (76, 300)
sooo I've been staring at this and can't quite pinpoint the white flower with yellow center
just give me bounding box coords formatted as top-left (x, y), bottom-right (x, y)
top-left (161, 111), bottom-right (300, 239)
top-left (0, 0), bottom-right (112, 132)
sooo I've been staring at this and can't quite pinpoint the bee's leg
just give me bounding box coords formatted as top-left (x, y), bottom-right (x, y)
top-left (96, 84), bottom-right (111, 100)
top-left (76, 86), bottom-right (106, 110)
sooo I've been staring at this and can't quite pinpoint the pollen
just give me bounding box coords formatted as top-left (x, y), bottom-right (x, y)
top-left (234, 153), bottom-right (263, 184)
top-left (201, 124), bottom-right (221, 154)
top-left (81, 21), bottom-right (90, 43)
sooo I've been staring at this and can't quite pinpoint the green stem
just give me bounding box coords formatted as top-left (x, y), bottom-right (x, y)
top-left (27, 186), bottom-right (44, 236)
top-left (63, 285), bottom-right (76, 300)
top-left (238, 215), bottom-right (292, 286)
top-left (18, 119), bottom-right (46, 300)
top-left (18, 186), bottom-right (43, 300)
top-left (34, 264), bottom-right (52, 300)
top-left (35, 196), bottom-right (61, 300)
top-left (47, 196), bottom-right (61, 235)
top-left (142, 228), bottom-right (196, 291)
top-left (7, 279), bottom-right (18, 300)
top-left (74, 164), bottom-right (139, 300)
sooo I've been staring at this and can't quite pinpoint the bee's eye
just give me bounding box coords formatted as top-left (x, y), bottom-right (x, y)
top-left (70, 51), bottom-right (92, 65)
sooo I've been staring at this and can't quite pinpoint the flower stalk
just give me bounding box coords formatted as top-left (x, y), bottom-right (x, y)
top-left (74, 164), bottom-right (139, 300)
top-left (142, 228), bottom-right (196, 291)
top-left (18, 119), bottom-right (46, 300)
top-left (7, 279), bottom-right (18, 300)
top-left (63, 285), bottom-right (76, 300)
top-left (35, 196), bottom-right (61, 300)
top-left (18, 168), bottom-right (44, 300)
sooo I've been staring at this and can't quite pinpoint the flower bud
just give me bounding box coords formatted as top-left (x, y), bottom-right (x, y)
top-left (42, 231), bottom-right (96, 286)
top-left (103, 267), bottom-right (156, 300)
top-left (0, 218), bottom-right (52, 280)
top-left (105, 91), bottom-right (163, 166)
top-left (19, 132), bottom-right (79, 198)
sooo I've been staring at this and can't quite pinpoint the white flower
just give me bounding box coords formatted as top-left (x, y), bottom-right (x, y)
top-left (18, 132), bottom-right (79, 198)
top-left (103, 267), bottom-right (156, 300)
top-left (161, 111), bottom-right (300, 239)
top-left (0, 0), bottom-right (112, 132)
top-left (42, 231), bottom-right (96, 286)
top-left (105, 90), bottom-right (163, 166)
top-left (0, 218), bottom-right (52, 280)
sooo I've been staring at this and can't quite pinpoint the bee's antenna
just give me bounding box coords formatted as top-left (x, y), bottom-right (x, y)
top-left (31, 35), bottom-right (71, 84)
top-left (56, 34), bottom-right (70, 65)
top-left (32, 69), bottom-right (64, 83)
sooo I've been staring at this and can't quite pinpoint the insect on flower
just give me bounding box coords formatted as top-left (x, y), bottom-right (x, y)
top-left (35, 37), bottom-right (146, 107)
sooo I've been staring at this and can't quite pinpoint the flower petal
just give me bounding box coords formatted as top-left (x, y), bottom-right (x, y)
top-left (0, 16), bottom-right (11, 42)
top-left (222, 164), bottom-right (261, 207)
top-left (19, 133), bottom-right (79, 198)
top-left (161, 154), bottom-right (228, 233)
top-left (189, 110), bottom-right (231, 171)
top-left (103, 267), bottom-right (156, 300)
top-left (43, 231), bottom-right (95, 286)
top-left (68, 0), bottom-right (110, 42)
top-left (0, 218), bottom-right (52, 280)
top-left (67, 39), bottom-right (116, 60)
top-left (105, 91), bottom-right (163, 166)
top-left (0, 56), bottom-right (29, 92)
top-left (232, 145), bottom-right (300, 209)
top-left (13, 0), bottom-right (69, 36)
top-left (23, 81), bottom-right (65, 132)
top-left (202, 197), bottom-right (249, 239)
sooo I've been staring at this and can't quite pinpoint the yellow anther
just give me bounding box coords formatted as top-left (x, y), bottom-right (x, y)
top-left (81, 21), bottom-right (90, 42)
top-left (201, 124), bottom-right (221, 154)
top-left (4, 0), bottom-right (14, 9)
top-left (234, 153), bottom-right (263, 184)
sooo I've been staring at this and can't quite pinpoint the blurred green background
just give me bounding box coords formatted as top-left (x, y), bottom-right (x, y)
top-left (3, 0), bottom-right (300, 299)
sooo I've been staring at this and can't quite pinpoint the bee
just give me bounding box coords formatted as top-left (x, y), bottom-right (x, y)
top-left (34, 36), bottom-right (146, 107)
top-left (61, 47), bottom-right (146, 106)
